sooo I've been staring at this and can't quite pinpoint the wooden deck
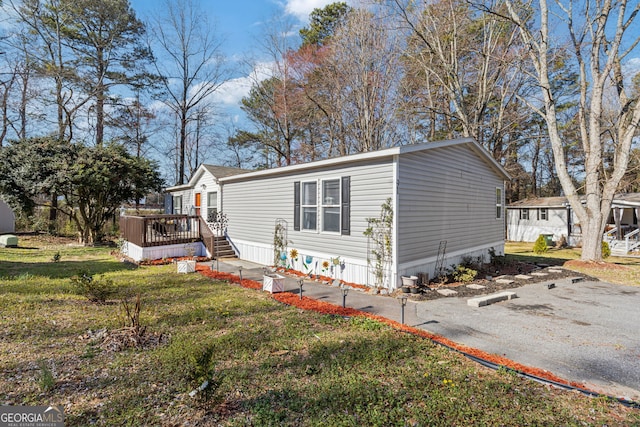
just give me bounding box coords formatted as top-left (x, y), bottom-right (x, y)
top-left (119, 214), bottom-right (201, 248)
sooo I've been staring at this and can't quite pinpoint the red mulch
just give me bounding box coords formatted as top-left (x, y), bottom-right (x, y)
top-left (195, 264), bottom-right (587, 392)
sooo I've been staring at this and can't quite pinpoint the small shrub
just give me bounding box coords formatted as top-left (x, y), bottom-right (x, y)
top-left (533, 235), bottom-right (548, 254)
top-left (460, 255), bottom-right (482, 269)
top-left (38, 359), bottom-right (55, 391)
top-left (71, 270), bottom-right (116, 303)
top-left (51, 251), bottom-right (61, 263)
top-left (451, 265), bottom-right (477, 283)
top-left (488, 247), bottom-right (506, 267)
top-left (602, 241), bottom-right (611, 259)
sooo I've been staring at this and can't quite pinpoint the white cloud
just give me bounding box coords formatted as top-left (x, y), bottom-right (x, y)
top-left (284, 0), bottom-right (349, 21)
top-left (215, 76), bottom-right (253, 105)
top-left (213, 61), bottom-right (275, 106)
top-left (625, 57), bottom-right (640, 75)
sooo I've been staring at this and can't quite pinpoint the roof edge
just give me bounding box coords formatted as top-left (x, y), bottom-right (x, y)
top-left (220, 137), bottom-right (507, 183)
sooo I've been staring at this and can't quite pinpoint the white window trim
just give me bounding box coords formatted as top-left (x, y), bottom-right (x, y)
top-left (495, 187), bottom-right (503, 220)
top-left (520, 209), bottom-right (529, 220)
top-left (301, 180), bottom-right (318, 232)
top-left (321, 178), bottom-right (342, 234)
top-left (539, 208), bottom-right (548, 221)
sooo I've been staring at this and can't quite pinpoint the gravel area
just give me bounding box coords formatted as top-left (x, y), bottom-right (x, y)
top-left (398, 263), bottom-right (597, 301)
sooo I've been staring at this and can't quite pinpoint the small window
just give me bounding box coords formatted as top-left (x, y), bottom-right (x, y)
top-left (302, 181), bottom-right (317, 231)
top-left (495, 188), bottom-right (503, 219)
top-left (322, 179), bottom-right (340, 232)
top-left (538, 208), bottom-right (548, 221)
top-left (172, 195), bottom-right (183, 214)
top-left (520, 209), bottom-right (529, 220)
top-left (207, 192), bottom-right (218, 221)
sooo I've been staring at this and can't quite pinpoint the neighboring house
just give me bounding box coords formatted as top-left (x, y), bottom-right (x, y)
top-left (208, 137), bottom-right (509, 288)
top-left (165, 165), bottom-right (248, 221)
top-left (507, 197), bottom-right (573, 243)
top-left (0, 199), bottom-right (15, 234)
top-left (507, 195), bottom-right (640, 254)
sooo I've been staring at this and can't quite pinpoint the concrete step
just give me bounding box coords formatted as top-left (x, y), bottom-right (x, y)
top-left (467, 291), bottom-right (518, 307)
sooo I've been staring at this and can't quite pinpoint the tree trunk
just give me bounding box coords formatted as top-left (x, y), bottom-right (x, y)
top-left (48, 195), bottom-right (58, 235)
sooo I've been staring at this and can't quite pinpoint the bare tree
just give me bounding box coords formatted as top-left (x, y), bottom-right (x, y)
top-left (235, 13), bottom-right (311, 168)
top-left (502, 0), bottom-right (640, 260)
top-left (388, 0), bottom-right (530, 159)
top-left (150, 0), bottom-right (227, 184)
top-left (291, 7), bottom-right (404, 156)
top-left (9, 0), bottom-right (89, 141)
top-left (328, 8), bottom-right (404, 152)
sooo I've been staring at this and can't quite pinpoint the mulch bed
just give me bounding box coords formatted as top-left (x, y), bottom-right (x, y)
top-left (409, 264), bottom-right (596, 301)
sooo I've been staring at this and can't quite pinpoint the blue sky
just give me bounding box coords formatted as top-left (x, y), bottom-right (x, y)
top-left (130, 0), bottom-right (347, 125)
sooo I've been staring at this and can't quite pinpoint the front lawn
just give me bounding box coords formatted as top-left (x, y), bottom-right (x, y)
top-left (506, 241), bottom-right (640, 286)
top-left (0, 237), bottom-right (637, 425)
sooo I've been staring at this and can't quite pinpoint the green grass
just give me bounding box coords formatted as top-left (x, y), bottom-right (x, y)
top-left (0, 237), bottom-right (638, 425)
top-left (506, 241), bottom-right (640, 286)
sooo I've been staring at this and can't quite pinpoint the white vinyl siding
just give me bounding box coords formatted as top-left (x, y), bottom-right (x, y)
top-left (223, 158), bottom-right (394, 261)
top-left (507, 207), bottom-right (572, 242)
top-left (396, 146), bottom-right (505, 264)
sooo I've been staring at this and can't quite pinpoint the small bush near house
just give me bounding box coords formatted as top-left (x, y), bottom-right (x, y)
top-left (533, 234), bottom-right (548, 254)
top-left (602, 241), bottom-right (611, 258)
top-left (451, 265), bottom-right (478, 283)
top-left (70, 270), bottom-right (116, 303)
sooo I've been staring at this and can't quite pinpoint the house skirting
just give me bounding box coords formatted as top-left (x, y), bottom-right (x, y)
top-left (122, 241), bottom-right (205, 262)
top-left (398, 241), bottom-right (505, 283)
top-left (229, 238), bottom-right (376, 288)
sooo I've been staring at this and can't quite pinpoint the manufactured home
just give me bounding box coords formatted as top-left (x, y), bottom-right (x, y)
top-left (122, 138), bottom-right (510, 289)
top-left (507, 195), bottom-right (640, 255)
top-left (165, 164), bottom-right (247, 220)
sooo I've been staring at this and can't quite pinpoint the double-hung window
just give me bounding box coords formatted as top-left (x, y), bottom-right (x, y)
top-left (322, 179), bottom-right (340, 232)
top-left (172, 195), bottom-right (183, 214)
top-left (207, 192), bottom-right (218, 221)
top-left (294, 177), bottom-right (350, 234)
top-left (538, 208), bottom-right (548, 221)
top-left (520, 209), bottom-right (529, 220)
top-left (495, 188), bottom-right (503, 219)
top-left (301, 181), bottom-right (317, 231)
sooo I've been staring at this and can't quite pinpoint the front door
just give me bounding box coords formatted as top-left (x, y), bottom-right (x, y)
top-left (195, 193), bottom-right (201, 217)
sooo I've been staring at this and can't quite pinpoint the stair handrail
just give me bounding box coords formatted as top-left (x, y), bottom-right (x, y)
top-left (603, 228), bottom-right (617, 242)
top-left (624, 228), bottom-right (640, 252)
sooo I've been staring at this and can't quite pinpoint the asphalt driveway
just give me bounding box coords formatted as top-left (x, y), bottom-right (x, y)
top-left (412, 277), bottom-right (640, 401)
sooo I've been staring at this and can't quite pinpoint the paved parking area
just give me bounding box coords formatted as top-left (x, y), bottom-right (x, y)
top-left (214, 260), bottom-right (640, 401)
top-left (412, 278), bottom-right (640, 401)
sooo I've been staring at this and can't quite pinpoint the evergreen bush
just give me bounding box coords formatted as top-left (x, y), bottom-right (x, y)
top-left (602, 241), bottom-right (611, 259)
top-left (533, 234), bottom-right (548, 254)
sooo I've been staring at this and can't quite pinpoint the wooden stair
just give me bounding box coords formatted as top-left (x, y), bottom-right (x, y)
top-left (199, 218), bottom-right (237, 259)
top-left (210, 236), bottom-right (237, 258)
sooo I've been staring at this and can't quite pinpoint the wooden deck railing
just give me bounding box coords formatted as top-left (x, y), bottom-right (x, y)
top-left (119, 214), bottom-right (201, 247)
